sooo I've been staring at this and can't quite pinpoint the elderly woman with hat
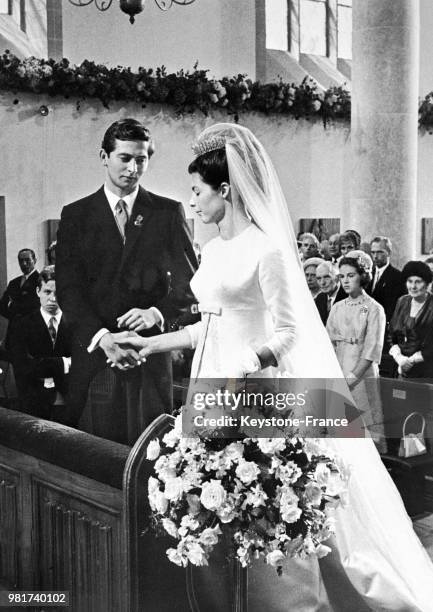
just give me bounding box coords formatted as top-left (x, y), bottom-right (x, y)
top-left (327, 250), bottom-right (386, 450)
top-left (388, 261), bottom-right (433, 379)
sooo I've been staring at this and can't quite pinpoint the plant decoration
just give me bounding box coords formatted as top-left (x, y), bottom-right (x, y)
top-left (146, 415), bottom-right (349, 574)
top-left (0, 50), bottom-right (350, 124)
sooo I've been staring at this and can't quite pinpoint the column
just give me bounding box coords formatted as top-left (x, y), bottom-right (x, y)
top-left (350, 0), bottom-right (419, 267)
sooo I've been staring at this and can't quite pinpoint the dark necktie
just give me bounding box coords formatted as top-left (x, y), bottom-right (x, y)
top-left (327, 296), bottom-right (333, 313)
top-left (115, 199), bottom-right (128, 242)
top-left (48, 317), bottom-right (57, 345)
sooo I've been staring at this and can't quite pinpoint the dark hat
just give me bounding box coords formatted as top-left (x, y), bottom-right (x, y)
top-left (401, 260), bottom-right (433, 284)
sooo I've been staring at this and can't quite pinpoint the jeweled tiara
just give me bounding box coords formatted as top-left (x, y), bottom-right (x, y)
top-left (191, 135), bottom-right (226, 158)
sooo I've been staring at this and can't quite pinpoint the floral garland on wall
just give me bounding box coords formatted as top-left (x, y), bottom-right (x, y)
top-left (2, 50), bottom-right (433, 131)
top-left (0, 50), bottom-right (350, 125)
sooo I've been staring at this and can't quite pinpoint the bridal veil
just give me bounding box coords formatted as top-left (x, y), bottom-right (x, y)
top-left (193, 123), bottom-right (433, 611)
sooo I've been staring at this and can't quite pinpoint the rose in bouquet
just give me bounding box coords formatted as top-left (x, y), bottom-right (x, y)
top-left (147, 415), bottom-right (349, 574)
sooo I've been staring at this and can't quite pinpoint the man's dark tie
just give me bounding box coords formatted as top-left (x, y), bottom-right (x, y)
top-left (327, 296), bottom-right (333, 313)
top-left (115, 199), bottom-right (128, 242)
top-left (48, 317), bottom-right (57, 345)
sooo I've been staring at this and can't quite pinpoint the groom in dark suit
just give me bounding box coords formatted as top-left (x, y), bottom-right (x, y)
top-left (56, 119), bottom-right (197, 430)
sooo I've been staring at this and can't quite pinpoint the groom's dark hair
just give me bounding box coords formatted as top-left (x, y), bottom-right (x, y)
top-left (101, 119), bottom-right (155, 157)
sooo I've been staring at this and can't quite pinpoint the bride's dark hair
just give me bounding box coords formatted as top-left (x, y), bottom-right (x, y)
top-left (188, 148), bottom-right (229, 190)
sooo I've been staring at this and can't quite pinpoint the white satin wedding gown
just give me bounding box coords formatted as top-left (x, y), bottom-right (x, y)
top-left (184, 222), bottom-right (433, 612)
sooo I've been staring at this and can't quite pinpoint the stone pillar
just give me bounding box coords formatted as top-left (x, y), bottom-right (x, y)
top-left (350, 0), bottom-right (419, 267)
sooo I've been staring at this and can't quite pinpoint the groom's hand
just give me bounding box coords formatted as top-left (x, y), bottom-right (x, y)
top-left (99, 332), bottom-right (141, 370)
top-left (117, 308), bottom-right (160, 332)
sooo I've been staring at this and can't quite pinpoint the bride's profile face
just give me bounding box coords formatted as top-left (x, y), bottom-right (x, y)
top-left (190, 172), bottom-right (226, 224)
top-left (339, 264), bottom-right (361, 295)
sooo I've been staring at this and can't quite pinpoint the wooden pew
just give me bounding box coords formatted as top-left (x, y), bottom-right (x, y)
top-left (380, 377), bottom-right (433, 516)
top-left (0, 408), bottom-right (191, 611)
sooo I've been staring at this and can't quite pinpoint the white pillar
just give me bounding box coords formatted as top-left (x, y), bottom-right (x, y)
top-left (351, 0), bottom-right (419, 267)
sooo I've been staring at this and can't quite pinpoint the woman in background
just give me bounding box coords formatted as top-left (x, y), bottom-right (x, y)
top-left (388, 261), bottom-right (433, 380)
top-left (326, 251), bottom-right (386, 452)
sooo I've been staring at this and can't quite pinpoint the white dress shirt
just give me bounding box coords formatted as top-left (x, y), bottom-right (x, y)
top-left (103, 183), bottom-right (138, 219)
top-left (40, 307), bottom-right (71, 376)
top-left (372, 262), bottom-right (389, 291)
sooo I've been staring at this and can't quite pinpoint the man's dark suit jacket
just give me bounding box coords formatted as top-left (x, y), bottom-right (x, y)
top-left (0, 269), bottom-right (40, 351)
top-left (314, 285), bottom-right (346, 325)
top-left (9, 310), bottom-right (72, 419)
top-left (370, 264), bottom-right (406, 323)
top-left (55, 185), bottom-right (198, 425)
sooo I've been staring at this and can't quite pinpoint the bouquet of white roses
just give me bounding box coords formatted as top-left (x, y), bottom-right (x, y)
top-left (147, 415), bottom-right (349, 574)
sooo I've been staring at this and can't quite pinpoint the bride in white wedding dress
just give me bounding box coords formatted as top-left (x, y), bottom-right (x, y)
top-left (115, 123), bottom-right (433, 611)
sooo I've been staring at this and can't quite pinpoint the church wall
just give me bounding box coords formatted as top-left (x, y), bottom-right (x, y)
top-left (0, 93), bottom-right (349, 276)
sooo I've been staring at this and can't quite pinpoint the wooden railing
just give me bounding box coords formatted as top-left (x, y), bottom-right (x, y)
top-left (0, 408), bottom-right (190, 612)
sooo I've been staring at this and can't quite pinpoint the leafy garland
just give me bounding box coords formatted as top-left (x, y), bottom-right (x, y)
top-left (2, 50), bottom-right (433, 131)
top-left (0, 50), bottom-right (350, 125)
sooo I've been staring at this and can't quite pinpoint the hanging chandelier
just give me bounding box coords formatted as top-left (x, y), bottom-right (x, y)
top-left (68, 0), bottom-right (197, 24)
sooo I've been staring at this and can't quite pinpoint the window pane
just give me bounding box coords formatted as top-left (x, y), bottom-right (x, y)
top-left (339, 0), bottom-right (352, 6)
top-left (300, 0), bottom-right (327, 56)
top-left (0, 0), bottom-right (9, 14)
top-left (338, 4), bottom-right (352, 59)
top-left (266, 0), bottom-right (288, 51)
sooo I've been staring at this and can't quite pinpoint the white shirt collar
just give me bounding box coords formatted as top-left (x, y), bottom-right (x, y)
top-left (40, 307), bottom-right (62, 327)
top-left (376, 261), bottom-right (390, 279)
top-left (104, 184), bottom-right (139, 217)
top-left (328, 285), bottom-right (339, 301)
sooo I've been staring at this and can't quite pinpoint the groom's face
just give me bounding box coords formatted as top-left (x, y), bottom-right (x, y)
top-left (100, 138), bottom-right (150, 196)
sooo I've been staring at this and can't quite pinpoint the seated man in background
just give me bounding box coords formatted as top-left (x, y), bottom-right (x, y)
top-left (9, 267), bottom-right (72, 420)
top-left (314, 261), bottom-right (346, 325)
top-left (0, 248), bottom-right (39, 356)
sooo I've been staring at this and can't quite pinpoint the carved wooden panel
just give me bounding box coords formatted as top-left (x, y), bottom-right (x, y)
top-left (35, 481), bottom-right (123, 612)
top-left (0, 465), bottom-right (20, 587)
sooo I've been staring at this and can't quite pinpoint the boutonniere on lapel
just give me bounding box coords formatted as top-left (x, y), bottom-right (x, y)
top-left (134, 214), bottom-right (144, 227)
